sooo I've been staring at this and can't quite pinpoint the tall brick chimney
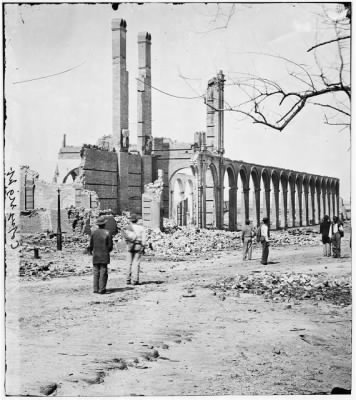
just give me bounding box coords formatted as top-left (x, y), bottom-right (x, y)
top-left (137, 32), bottom-right (152, 155)
top-left (112, 19), bottom-right (129, 152)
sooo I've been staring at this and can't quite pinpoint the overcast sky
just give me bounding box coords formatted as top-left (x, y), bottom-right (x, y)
top-left (4, 2), bottom-right (351, 200)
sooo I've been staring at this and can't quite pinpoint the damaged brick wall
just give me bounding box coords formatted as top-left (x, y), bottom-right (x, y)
top-left (80, 147), bottom-right (119, 212)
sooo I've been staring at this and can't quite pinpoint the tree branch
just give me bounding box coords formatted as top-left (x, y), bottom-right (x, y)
top-left (307, 35), bottom-right (350, 52)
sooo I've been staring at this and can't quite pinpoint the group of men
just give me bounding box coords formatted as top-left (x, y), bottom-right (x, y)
top-left (319, 215), bottom-right (344, 258)
top-left (88, 214), bottom-right (145, 294)
top-left (241, 217), bottom-right (270, 265)
top-left (87, 211), bottom-right (345, 294)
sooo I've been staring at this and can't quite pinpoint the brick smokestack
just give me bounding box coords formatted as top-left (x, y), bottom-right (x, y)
top-left (112, 19), bottom-right (129, 152)
top-left (137, 32), bottom-right (152, 155)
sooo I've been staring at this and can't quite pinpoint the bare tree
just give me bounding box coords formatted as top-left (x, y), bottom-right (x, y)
top-left (208, 3), bottom-right (351, 132)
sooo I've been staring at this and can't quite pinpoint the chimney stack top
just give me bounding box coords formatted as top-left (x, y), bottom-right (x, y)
top-left (138, 32), bottom-right (151, 42)
top-left (112, 19), bottom-right (127, 30)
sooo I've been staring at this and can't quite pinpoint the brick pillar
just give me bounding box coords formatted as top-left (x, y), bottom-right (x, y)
top-left (310, 189), bottom-right (315, 224)
top-left (303, 189), bottom-right (309, 225)
top-left (283, 189), bottom-right (288, 228)
top-left (243, 188), bottom-right (250, 223)
top-left (264, 188), bottom-right (271, 226)
top-left (316, 189), bottom-right (321, 224)
top-left (229, 186), bottom-right (237, 231)
top-left (332, 191), bottom-right (336, 217)
top-left (137, 32), bottom-right (152, 155)
top-left (298, 191), bottom-right (303, 226)
top-left (112, 19), bottom-right (129, 152)
top-left (254, 188), bottom-right (260, 227)
top-left (272, 188), bottom-right (280, 229)
top-left (197, 159), bottom-right (207, 229)
top-left (289, 189), bottom-right (296, 227)
top-left (321, 189), bottom-right (326, 218)
top-left (327, 191), bottom-right (331, 217)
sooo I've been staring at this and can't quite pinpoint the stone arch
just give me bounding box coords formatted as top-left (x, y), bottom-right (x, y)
top-left (206, 162), bottom-right (219, 228)
top-left (223, 164), bottom-right (237, 231)
top-left (63, 167), bottom-right (80, 183)
top-left (280, 171), bottom-right (288, 228)
top-left (184, 178), bottom-right (195, 225)
top-left (169, 167), bottom-right (196, 225)
top-left (261, 168), bottom-right (271, 225)
top-left (271, 169), bottom-right (280, 229)
top-left (295, 174), bottom-right (303, 226)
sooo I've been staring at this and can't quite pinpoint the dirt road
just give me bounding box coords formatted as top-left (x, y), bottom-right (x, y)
top-left (5, 236), bottom-right (352, 396)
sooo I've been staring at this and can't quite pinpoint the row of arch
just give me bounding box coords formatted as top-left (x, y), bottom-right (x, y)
top-left (169, 157), bottom-right (340, 231)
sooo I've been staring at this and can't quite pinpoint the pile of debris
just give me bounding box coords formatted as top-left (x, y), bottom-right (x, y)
top-left (19, 259), bottom-right (92, 279)
top-left (210, 271), bottom-right (351, 306)
top-left (144, 227), bottom-right (242, 258)
top-left (269, 228), bottom-right (320, 247)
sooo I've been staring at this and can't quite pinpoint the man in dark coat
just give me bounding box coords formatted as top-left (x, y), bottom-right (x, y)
top-left (89, 215), bottom-right (113, 294)
top-left (104, 210), bottom-right (118, 237)
top-left (320, 215), bottom-right (331, 257)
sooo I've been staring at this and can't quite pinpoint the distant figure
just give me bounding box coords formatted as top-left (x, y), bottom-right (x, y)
top-left (260, 217), bottom-right (270, 265)
top-left (72, 214), bottom-right (79, 232)
top-left (82, 216), bottom-right (92, 236)
top-left (123, 214), bottom-right (146, 285)
top-left (330, 216), bottom-right (344, 258)
top-left (88, 216), bottom-right (113, 294)
top-left (320, 215), bottom-right (331, 257)
top-left (241, 219), bottom-right (256, 261)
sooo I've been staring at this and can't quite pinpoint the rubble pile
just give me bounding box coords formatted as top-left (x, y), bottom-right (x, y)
top-left (144, 226), bottom-right (242, 258)
top-left (269, 228), bottom-right (320, 247)
top-left (210, 271), bottom-right (351, 306)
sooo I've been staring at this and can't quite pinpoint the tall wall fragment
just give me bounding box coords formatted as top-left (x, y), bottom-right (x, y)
top-left (206, 70), bottom-right (225, 155)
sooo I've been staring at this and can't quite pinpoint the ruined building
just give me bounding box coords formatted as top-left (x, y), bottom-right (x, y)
top-left (23, 18), bottom-right (340, 231)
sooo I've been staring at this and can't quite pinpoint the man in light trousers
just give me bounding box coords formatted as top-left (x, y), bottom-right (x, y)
top-left (126, 215), bottom-right (146, 285)
top-left (241, 219), bottom-right (255, 261)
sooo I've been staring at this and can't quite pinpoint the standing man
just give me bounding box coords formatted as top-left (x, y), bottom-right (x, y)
top-left (260, 217), bottom-right (270, 265)
top-left (89, 215), bottom-right (113, 294)
top-left (320, 215), bottom-right (331, 257)
top-left (330, 216), bottom-right (344, 258)
top-left (125, 214), bottom-right (146, 285)
top-left (241, 219), bottom-right (255, 261)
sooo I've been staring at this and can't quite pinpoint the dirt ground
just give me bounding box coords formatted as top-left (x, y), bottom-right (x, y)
top-left (5, 231), bottom-right (352, 396)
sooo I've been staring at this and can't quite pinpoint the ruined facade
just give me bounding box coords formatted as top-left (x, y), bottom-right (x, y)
top-left (47, 18), bottom-right (339, 231)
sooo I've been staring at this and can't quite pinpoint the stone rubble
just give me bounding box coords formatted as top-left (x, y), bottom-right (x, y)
top-left (209, 271), bottom-right (351, 306)
top-left (17, 216), bottom-right (323, 279)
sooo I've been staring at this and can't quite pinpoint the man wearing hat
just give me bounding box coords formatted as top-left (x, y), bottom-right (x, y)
top-left (260, 217), bottom-right (270, 265)
top-left (125, 214), bottom-right (146, 285)
top-left (88, 215), bottom-right (113, 294)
